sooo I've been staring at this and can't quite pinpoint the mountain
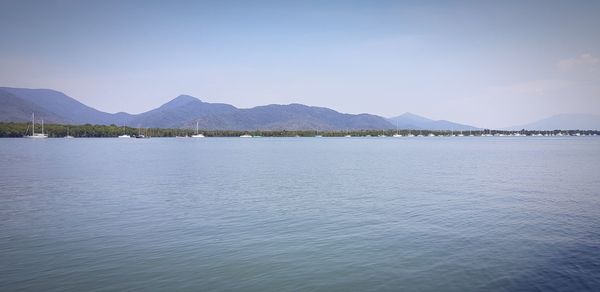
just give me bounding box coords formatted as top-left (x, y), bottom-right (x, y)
top-left (0, 87), bottom-right (132, 124)
top-left (388, 112), bottom-right (479, 131)
top-left (0, 87), bottom-right (393, 130)
top-left (193, 103), bottom-right (392, 130)
top-left (0, 89), bottom-right (65, 123)
top-left (128, 95), bottom-right (238, 128)
top-left (507, 114), bottom-right (600, 130)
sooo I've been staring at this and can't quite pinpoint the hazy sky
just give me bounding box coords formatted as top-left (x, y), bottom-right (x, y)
top-left (1, 0), bottom-right (599, 128)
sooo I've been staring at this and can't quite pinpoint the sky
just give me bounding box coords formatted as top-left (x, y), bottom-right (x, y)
top-left (1, 0), bottom-right (599, 128)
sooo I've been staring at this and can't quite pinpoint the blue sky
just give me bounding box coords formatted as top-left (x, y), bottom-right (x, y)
top-left (1, 0), bottom-right (599, 128)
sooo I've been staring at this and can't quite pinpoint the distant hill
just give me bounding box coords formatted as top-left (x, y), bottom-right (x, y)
top-left (0, 87), bottom-right (393, 130)
top-left (0, 87), bottom-right (132, 125)
top-left (507, 114), bottom-right (600, 130)
top-left (0, 89), bottom-right (65, 123)
top-left (388, 112), bottom-right (479, 131)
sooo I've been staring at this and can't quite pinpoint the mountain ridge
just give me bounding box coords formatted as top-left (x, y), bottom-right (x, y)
top-left (15, 86), bottom-right (594, 130)
top-left (0, 87), bottom-right (394, 130)
top-left (506, 113), bottom-right (600, 130)
top-left (388, 112), bottom-right (480, 131)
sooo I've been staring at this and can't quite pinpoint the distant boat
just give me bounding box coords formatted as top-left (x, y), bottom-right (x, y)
top-left (344, 134), bottom-right (352, 138)
top-left (392, 120), bottom-right (402, 137)
top-left (118, 121), bottom-right (131, 138)
top-left (25, 113), bottom-right (48, 139)
top-left (135, 127), bottom-right (148, 138)
top-left (191, 121), bottom-right (205, 138)
top-left (240, 134), bottom-right (252, 138)
top-left (65, 128), bottom-right (74, 139)
top-left (407, 130), bottom-right (414, 137)
top-left (428, 133), bottom-right (436, 137)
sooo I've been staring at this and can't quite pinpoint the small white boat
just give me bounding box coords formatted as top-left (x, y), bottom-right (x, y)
top-left (240, 134), bottom-right (252, 138)
top-left (191, 121), bottom-right (205, 138)
top-left (118, 134), bottom-right (131, 138)
top-left (315, 135), bottom-right (323, 138)
top-left (25, 113), bottom-right (48, 139)
top-left (428, 133), bottom-right (436, 137)
top-left (392, 134), bottom-right (403, 137)
top-left (65, 128), bottom-right (74, 138)
top-left (344, 135), bottom-right (352, 138)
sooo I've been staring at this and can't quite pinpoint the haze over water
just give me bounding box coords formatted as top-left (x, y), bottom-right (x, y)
top-left (1, 137), bottom-right (600, 291)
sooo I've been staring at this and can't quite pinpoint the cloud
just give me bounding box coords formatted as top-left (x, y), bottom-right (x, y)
top-left (557, 53), bottom-right (599, 72)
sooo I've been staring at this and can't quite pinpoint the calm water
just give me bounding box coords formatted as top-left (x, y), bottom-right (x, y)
top-left (1, 137), bottom-right (600, 291)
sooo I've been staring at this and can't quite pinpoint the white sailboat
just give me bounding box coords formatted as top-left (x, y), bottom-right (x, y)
top-left (191, 121), bottom-right (205, 138)
top-left (118, 121), bottom-right (131, 138)
top-left (25, 113), bottom-right (48, 138)
top-left (392, 120), bottom-right (402, 137)
top-left (65, 128), bottom-right (74, 138)
top-left (240, 134), bottom-right (253, 138)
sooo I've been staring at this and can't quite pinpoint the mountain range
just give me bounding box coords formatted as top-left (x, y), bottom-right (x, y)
top-left (388, 113), bottom-right (479, 131)
top-left (2, 86), bottom-right (598, 130)
top-left (1, 87), bottom-right (394, 130)
top-left (506, 114), bottom-right (600, 130)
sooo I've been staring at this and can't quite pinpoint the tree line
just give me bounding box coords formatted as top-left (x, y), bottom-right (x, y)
top-left (0, 122), bottom-right (598, 138)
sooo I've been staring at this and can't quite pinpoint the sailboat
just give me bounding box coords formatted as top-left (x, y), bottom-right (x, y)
top-left (25, 113), bottom-right (48, 138)
top-left (117, 121), bottom-right (131, 138)
top-left (65, 128), bottom-right (74, 138)
top-left (191, 121), bottom-right (205, 138)
top-left (392, 120), bottom-right (403, 137)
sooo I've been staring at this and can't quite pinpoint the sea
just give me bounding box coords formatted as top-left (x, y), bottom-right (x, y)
top-left (1, 137), bottom-right (599, 291)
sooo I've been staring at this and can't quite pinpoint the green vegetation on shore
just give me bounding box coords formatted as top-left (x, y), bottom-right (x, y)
top-left (0, 122), bottom-right (598, 138)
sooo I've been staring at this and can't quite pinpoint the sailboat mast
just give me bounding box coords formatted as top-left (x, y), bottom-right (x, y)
top-left (196, 121), bottom-right (199, 135)
top-left (42, 120), bottom-right (44, 134)
top-left (32, 113), bottom-right (35, 135)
